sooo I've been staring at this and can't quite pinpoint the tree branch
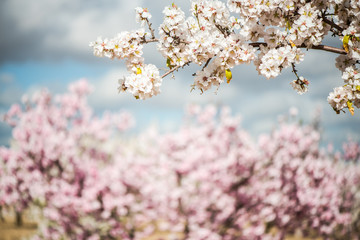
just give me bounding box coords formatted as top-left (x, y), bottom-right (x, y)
top-left (202, 58), bottom-right (212, 70)
top-left (291, 63), bottom-right (300, 79)
top-left (249, 42), bottom-right (346, 55)
top-left (306, 44), bottom-right (346, 55)
top-left (146, 40), bottom-right (345, 81)
top-left (249, 42), bottom-right (267, 48)
top-left (143, 39), bottom-right (346, 55)
top-left (321, 16), bottom-right (344, 33)
top-left (161, 62), bottom-right (191, 79)
top-left (215, 23), bottom-right (230, 38)
top-left (140, 38), bottom-right (159, 44)
top-left (145, 18), bottom-right (156, 39)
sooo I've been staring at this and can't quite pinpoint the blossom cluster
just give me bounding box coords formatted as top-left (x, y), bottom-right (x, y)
top-left (1, 80), bottom-right (360, 239)
top-left (290, 76), bottom-right (309, 95)
top-left (118, 63), bottom-right (162, 100)
top-left (89, 30), bottom-right (145, 65)
top-left (90, 0), bottom-right (360, 114)
top-left (255, 45), bottom-right (304, 79)
top-left (135, 7), bottom-right (152, 27)
top-left (89, 29), bottom-right (162, 100)
top-left (328, 66), bottom-right (360, 115)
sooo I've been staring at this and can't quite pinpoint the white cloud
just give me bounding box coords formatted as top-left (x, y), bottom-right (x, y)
top-left (88, 67), bottom-right (131, 110)
top-left (0, 73), bottom-right (14, 83)
top-left (1, 0), bottom-right (146, 62)
top-left (0, 87), bottom-right (22, 106)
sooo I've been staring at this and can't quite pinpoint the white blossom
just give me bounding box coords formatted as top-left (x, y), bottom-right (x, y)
top-left (89, 1), bottom-right (360, 114)
top-left (119, 64), bottom-right (162, 100)
top-left (290, 77), bottom-right (309, 95)
top-left (135, 7), bottom-right (152, 27)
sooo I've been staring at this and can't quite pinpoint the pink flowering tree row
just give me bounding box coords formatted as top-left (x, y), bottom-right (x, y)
top-left (1, 80), bottom-right (360, 240)
top-left (90, 0), bottom-right (360, 115)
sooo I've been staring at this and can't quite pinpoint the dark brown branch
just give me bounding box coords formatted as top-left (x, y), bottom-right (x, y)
top-left (322, 17), bottom-right (344, 33)
top-left (291, 63), bottom-right (299, 79)
top-left (202, 58), bottom-right (212, 70)
top-left (215, 23), bottom-right (230, 37)
top-left (249, 42), bottom-right (267, 48)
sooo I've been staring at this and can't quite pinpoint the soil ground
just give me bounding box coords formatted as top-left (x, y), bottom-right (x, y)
top-left (0, 213), bottom-right (321, 240)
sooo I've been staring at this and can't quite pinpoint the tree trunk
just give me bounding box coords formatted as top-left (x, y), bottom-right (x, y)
top-left (0, 206), bottom-right (4, 222)
top-left (15, 210), bottom-right (23, 227)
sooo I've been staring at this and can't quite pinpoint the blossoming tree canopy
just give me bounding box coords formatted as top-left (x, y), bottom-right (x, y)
top-left (1, 80), bottom-right (360, 239)
top-left (89, 0), bottom-right (360, 115)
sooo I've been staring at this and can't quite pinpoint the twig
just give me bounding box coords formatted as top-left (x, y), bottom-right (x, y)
top-left (145, 18), bottom-right (156, 39)
top-left (215, 23), bottom-right (229, 37)
top-left (161, 62), bottom-right (191, 78)
top-left (140, 38), bottom-right (159, 44)
top-left (191, 58), bottom-right (213, 76)
top-left (202, 58), bottom-right (212, 70)
top-left (291, 63), bottom-right (300, 79)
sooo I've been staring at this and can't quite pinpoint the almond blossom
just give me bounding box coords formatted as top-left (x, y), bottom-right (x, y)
top-left (90, 0), bottom-right (360, 115)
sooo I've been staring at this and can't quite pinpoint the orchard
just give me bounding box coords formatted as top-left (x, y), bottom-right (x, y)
top-left (1, 80), bottom-right (360, 239)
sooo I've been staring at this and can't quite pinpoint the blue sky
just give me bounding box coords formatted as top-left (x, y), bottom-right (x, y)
top-left (0, 0), bottom-right (359, 149)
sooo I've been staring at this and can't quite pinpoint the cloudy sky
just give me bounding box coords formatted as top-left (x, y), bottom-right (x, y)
top-left (0, 0), bottom-right (359, 149)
